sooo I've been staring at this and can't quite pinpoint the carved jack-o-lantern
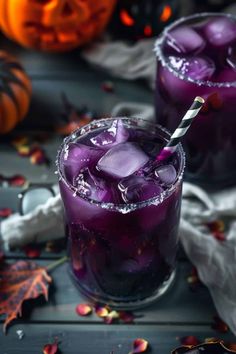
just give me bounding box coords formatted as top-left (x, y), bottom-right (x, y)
top-left (0, 0), bottom-right (116, 52)
top-left (110, 0), bottom-right (180, 41)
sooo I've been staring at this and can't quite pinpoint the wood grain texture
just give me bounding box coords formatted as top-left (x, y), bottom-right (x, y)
top-left (0, 261), bottom-right (216, 325)
top-left (0, 323), bottom-right (235, 354)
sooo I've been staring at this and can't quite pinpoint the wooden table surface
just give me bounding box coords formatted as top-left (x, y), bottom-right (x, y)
top-left (0, 36), bottom-right (235, 354)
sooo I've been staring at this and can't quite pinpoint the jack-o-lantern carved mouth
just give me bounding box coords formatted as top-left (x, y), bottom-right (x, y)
top-left (22, 0), bottom-right (107, 48)
top-left (0, 0), bottom-right (116, 52)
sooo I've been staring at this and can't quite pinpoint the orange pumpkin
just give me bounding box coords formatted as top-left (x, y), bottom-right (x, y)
top-left (0, 0), bottom-right (116, 52)
top-left (0, 51), bottom-right (31, 134)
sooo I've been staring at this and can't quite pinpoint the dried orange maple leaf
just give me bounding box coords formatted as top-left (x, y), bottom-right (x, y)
top-left (0, 260), bottom-right (52, 333)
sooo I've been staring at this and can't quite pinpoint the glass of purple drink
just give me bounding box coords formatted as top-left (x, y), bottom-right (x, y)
top-left (155, 13), bottom-right (236, 188)
top-left (57, 117), bottom-right (185, 309)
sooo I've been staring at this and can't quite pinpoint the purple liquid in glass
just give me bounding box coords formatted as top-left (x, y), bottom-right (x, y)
top-left (57, 118), bottom-right (185, 308)
top-left (155, 13), bottom-right (236, 188)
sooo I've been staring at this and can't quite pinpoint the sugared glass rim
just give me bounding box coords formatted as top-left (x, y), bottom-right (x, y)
top-left (56, 117), bottom-right (185, 213)
top-left (154, 12), bottom-right (236, 88)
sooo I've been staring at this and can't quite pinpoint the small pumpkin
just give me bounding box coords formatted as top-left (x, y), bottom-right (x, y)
top-left (0, 51), bottom-right (31, 134)
top-left (0, 0), bottom-right (117, 52)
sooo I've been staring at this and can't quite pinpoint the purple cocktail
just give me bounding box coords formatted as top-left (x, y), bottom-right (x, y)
top-left (57, 118), bottom-right (185, 308)
top-left (155, 13), bottom-right (236, 188)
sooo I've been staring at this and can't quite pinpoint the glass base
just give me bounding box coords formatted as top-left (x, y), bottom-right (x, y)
top-left (69, 267), bottom-right (176, 310)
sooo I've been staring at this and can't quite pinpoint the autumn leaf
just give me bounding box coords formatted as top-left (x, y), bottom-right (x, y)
top-left (43, 339), bottom-right (58, 354)
top-left (0, 257), bottom-right (67, 334)
top-left (0, 260), bottom-right (51, 333)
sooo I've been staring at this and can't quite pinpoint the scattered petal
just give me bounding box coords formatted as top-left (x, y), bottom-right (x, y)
top-left (95, 306), bottom-right (110, 318)
top-left (212, 316), bottom-right (229, 333)
top-left (212, 231), bottom-right (226, 242)
top-left (17, 145), bottom-right (31, 157)
top-left (30, 147), bottom-right (48, 165)
top-left (101, 81), bottom-right (114, 93)
top-left (23, 245), bottom-right (41, 258)
top-left (9, 174), bottom-right (27, 187)
top-left (0, 208), bottom-right (12, 218)
top-left (76, 303), bottom-right (93, 316)
top-left (187, 267), bottom-right (199, 284)
top-left (119, 311), bottom-right (134, 324)
top-left (43, 340), bottom-right (58, 354)
top-left (129, 338), bottom-right (149, 353)
top-left (180, 336), bottom-right (200, 346)
top-left (104, 310), bottom-right (120, 324)
top-left (207, 220), bottom-right (225, 233)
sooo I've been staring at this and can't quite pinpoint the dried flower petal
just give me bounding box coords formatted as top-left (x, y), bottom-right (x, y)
top-left (119, 311), bottom-right (134, 323)
top-left (17, 145), bottom-right (31, 157)
top-left (30, 147), bottom-right (47, 165)
top-left (9, 174), bottom-right (27, 187)
top-left (95, 306), bottom-right (110, 318)
top-left (43, 340), bottom-right (58, 354)
top-left (101, 81), bottom-right (114, 93)
top-left (23, 245), bottom-right (41, 258)
top-left (0, 208), bottom-right (12, 218)
top-left (129, 338), bottom-right (149, 353)
top-left (212, 231), bottom-right (226, 242)
top-left (187, 267), bottom-right (199, 284)
top-left (208, 220), bottom-right (225, 232)
top-left (180, 336), bottom-right (200, 346)
top-left (104, 310), bottom-right (120, 324)
top-left (76, 303), bottom-right (93, 316)
top-left (212, 316), bottom-right (229, 333)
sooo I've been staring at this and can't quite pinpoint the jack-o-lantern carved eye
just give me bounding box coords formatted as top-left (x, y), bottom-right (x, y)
top-left (120, 9), bottom-right (134, 26)
top-left (160, 5), bottom-right (172, 22)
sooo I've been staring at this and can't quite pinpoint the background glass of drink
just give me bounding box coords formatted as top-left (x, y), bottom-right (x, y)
top-left (57, 117), bottom-right (185, 309)
top-left (155, 13), bottom-right (236, 188)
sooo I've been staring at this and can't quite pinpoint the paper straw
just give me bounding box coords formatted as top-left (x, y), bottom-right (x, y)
top-left (157, 96), bottom-right (205, 161)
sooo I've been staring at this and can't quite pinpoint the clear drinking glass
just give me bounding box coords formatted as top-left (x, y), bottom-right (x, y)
top-left (155, 13), bottom-right (236, 188)
top-left (57, 117), bottom-right (185, 309)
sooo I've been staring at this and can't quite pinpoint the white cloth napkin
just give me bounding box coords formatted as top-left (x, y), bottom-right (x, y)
top-left (82, 38), bottom-right (156, 89)
top-left (181, 182), bottom-right (236, 336)
top-left (1, 182), bottom-right (236, 335)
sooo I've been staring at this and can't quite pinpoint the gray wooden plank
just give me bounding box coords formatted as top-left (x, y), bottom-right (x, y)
top-left (0, 261), bottom-right (216, 325)
top-left (0, 135), bottom-right (60, 184)
top-left (20, 77), bottom-right (153, 131)
top-left (0, 323), bottom-right (235, 354)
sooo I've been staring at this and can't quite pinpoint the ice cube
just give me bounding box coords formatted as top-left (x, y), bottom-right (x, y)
top-left (204, 17), bottom-right (236, 47)
top-left (167, 26), bottom-right (205, 54)
top-left (226, 46), bottom-right (236, 71)
top-left (90, 119), bottom-right (129, 149)
top-left (97, 142), bottom-right (149, 179)
top-left (74, 167), bottom-right (113, 202)
top-left (118, 175), bottom-right (163, 203)
top-left (169, 56), bottom-right (215, 81)
top-left (155, 164), bottom-right (177, 185)
top-left (63, 143), bottom-right (104, 183)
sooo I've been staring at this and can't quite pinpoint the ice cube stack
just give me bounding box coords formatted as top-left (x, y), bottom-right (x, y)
top-left (164, 15), bottom-right (236, 83)
top-left (61, 119), bottom-right (178, 204)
